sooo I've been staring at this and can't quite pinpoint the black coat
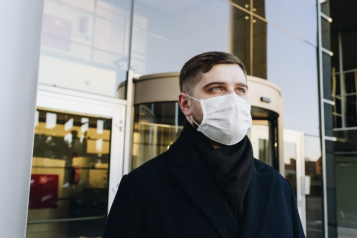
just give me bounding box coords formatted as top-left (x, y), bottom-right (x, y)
top-left (103, 133), bottom-right (305, 238)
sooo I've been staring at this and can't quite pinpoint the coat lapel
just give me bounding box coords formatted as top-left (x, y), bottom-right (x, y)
top-left (165, 135), bottom-right (239, 238)
top-left (240, 161), bottom-right (276, 238)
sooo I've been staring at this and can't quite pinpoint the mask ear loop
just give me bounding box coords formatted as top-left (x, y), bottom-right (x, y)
top-left (190, 116), bottom-right (200, 127)
top-left (186, 94), bottom-right (201, 127)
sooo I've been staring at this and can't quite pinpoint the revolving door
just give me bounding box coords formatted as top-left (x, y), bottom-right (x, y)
top-left (131, 72), bottom-right (283, 172)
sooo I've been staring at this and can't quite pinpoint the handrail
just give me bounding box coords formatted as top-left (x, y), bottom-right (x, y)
top-left (27, 214), bottom-right (106, 225)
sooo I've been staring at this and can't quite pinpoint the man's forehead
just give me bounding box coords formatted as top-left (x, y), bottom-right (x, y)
top-left (199, 64), bottom-right (247, 85)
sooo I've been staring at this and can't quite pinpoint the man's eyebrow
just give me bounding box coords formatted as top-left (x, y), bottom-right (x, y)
top-left (237, 82), bottom-right (249, 90)
top-left (202, 82), bottom-right (226, 89)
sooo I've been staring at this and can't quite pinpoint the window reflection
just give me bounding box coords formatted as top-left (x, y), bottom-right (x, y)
top-left (267, 24), bottom-right (320, 136)
top-left (253, 0), bottom-right (265, 18)
top-left (230, 4), bottom-right (251, 75)
top-left (321, 18), bottom-right (331, 50)
top-left (248, 120), bottom-right (271, 166)
top-left (38, 0), bottom-right (132, 98)
top-left (230, 0), bottom-right (250, 9)
top-left (304, 135), bottom-right (324, 238)
top-left (132, 103), bottom-right (185, 169)
top-left (284, 142), bottom-right (297, 197)
top-left (335, 155), bottom-right (357, 230)
top-left (321, 0), bottom-right (329, 16)
top-left (131, 0), bottom-right (252, 76)
top-left (26, 110), bottom-right (112, 238)
top-left (253, 17), bottom-right (267, 79)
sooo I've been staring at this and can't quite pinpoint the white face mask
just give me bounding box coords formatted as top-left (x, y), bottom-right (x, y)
top-left (187, 93), bottom-right (252, 146)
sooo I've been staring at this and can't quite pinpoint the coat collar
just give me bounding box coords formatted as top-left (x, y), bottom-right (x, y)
top-left (165, 134), bottom-right (276, 238)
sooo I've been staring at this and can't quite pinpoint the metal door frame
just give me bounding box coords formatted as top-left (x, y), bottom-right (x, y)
top-left (283, 129), bottom-right (306, 235)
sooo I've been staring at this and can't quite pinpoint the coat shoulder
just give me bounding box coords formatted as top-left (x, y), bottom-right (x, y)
top-left (127, 151), bottom-right (169, 180)
top-left (253, 158), bottom-right (291, 190)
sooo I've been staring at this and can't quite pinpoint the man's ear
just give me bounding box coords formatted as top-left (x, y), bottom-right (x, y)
top-left (178, 93), bottom-right (192, 117)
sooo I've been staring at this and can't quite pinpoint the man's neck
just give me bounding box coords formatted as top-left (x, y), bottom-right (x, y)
top-left (211, 141), bottom-right (223, 149)
top-left (187, 120), bottom-right (223, 149)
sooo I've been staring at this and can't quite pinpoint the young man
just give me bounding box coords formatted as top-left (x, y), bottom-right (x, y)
top-left (103, 52), bottom-right (305, 238)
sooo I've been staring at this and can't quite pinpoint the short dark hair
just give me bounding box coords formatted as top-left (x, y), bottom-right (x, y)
top-left (179, 51), bottom-right (246, 95)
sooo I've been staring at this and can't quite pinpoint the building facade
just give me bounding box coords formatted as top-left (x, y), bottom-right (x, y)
top-left (4, 0), bottom-right (355, 237)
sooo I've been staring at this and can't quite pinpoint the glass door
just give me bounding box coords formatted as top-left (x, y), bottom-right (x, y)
top-left (26, 85), bottom-right (126, 238)
top-left (249, 120), bottom-right (271, 165)
top-left (283, 129), bottom-right (306, 235)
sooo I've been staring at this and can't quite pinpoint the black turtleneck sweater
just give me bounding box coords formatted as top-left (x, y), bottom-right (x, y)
top-left (181, 120), bottom-right (254, 222)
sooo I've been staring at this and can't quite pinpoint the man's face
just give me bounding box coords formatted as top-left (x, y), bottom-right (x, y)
top-left (179, 64), bottom-right (248, 125)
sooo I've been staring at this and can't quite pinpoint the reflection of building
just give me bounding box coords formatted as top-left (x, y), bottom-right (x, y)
top-left (320, 0), bottom-right (357, 236)
top-left (5, 0), bottom-right (356, 237)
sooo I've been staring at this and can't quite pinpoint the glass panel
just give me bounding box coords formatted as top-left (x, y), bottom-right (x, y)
top-left (304, 135), bottom-right (324, 238)
top-left (253, 0), bottom-right (265, 17)
top-left (334, 115), bottom-right (342, 129)
top-left (334, 129), bottom-right (357, 153)
top-left (284, 142), bottom-right (297, 197)
top-left (323, 52), bottom-right (332, 100)
top-left (252, 17), bottom-right (267, 79)
top-left (321, 18), bottom-right (331, 50)
top-left (230, 6), bottom-right (251, 75)
top-left (248, 120), bottom-right (270, 165)
top-left (230, 0), bottom-right (251, 9)
top-left (38, 0), bottom-right (132, 98)
top-left (332, 73), bottom-right (341, 97)
top-left (131, 0), bottom-right (250, 75)
top-left (27, 110), bottom-right (112, 238)
top-left (321, 0), bottom-right (329, 16)
top-left (344, 72), bottom-right (357, 94)
top-left (335, 154), bottom-right (357, 235)
top-left (132, 103), bottom-right (186, 169)
top-left (346, 95), bottom-right (357, 127)
top-left (324, 140), bottom-right (337, 237)
top-left (334, 129), bottom-right (357, 236)
top-left (331, 30), bottom-right (339, 73)
top-left (341, 30), bottom-right (357, 72)
top-left (334, 97), bottom-right (342, 115)
top-left (267, 24), bottom-right (320, 136)
top-left (258, 139), bottom-right (269, 164)
top-left (324, 102), bottom-right (334, 137)
top-left (265, 0), bottom-right (317, 45)
top-left (333, 97), bottom-right (342, 128)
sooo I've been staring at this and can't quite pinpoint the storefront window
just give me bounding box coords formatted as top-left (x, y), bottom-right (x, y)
top-left (27, 109), bottom-right (111, 238)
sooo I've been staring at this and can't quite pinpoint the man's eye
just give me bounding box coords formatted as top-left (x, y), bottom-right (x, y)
top-left (212, 87), bottom-right (222, 91)
top-left (237, 88), bottom-right (245, 93)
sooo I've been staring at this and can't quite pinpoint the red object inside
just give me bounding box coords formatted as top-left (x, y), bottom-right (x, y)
top-left (29, 174), bottom-right (59, 209)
